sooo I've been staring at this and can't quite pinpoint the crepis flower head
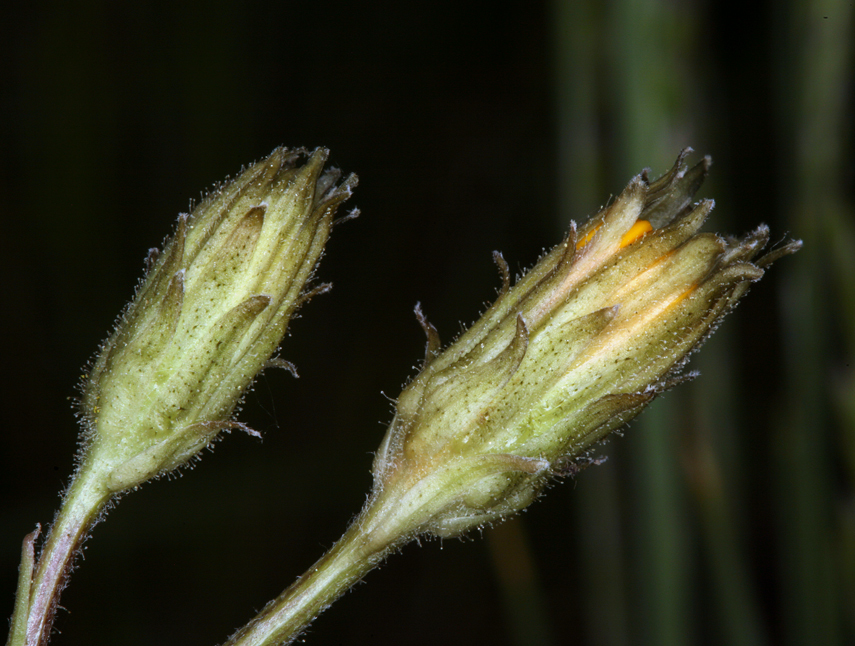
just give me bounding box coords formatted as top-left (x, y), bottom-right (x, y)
top-left (80, 148), bottom-right (356, 492)
top-left (369, 150), bottom-right (801, 540)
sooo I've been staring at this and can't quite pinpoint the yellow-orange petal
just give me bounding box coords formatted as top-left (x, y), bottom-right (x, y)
top-left (620, 220), bottom-right (653, 248)
top-left (576, 223), bottom-right (602, 249)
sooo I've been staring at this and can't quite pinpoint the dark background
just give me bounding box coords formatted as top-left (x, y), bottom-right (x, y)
top-left (1, 1), bottom-right (852, 645)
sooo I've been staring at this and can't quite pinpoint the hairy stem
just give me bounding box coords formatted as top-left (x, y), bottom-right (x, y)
top-left (11, 462), bottom-right (110, 646)
top-left (224, 492), bottom-right (406, 646)
top-left (6, 528), bottom-right (38, 646)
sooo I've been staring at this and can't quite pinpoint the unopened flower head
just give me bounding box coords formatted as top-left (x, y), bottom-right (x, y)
top-left (80, 148), bottom-right (356, 492)
top-left (369, 150), bottom-right (800, 540)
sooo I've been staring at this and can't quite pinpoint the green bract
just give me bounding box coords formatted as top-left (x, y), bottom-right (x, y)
top-left (81, 148), bottom-right (356, 492)
top-left (369, 150), bottom-right (800, 539)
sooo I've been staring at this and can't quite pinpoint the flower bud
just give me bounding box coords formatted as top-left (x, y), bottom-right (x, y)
top-left (369, 150), bottom-right (800, 539)
top-left (80, 148), bottom-right (356, 492)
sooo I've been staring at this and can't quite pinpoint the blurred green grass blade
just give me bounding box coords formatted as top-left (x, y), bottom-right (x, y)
top-left (687, 337), bottom-right (769, 646)
top-left (773, 0), bottom-right (853, 644)
top-left (551, 0), bottom-right (602, 221)
top-left (626, 401), bottom-right (691, 646)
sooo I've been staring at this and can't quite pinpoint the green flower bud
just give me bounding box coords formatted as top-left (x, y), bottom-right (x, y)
top-left (80, 148), bottom-right (356, 492)
top-left (369, 150), bottom-right (800, 540)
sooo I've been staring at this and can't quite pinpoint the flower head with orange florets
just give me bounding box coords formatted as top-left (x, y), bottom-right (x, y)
top-left (361, 150), bottom-right (800, 544)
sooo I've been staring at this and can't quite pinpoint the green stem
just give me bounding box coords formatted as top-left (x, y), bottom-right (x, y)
top-left (6, 528), bottom-right (38, 646)
top-left (223, 493), bottom-right (404, 646)
top-left (11, 461), bottom-right (111, 646)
